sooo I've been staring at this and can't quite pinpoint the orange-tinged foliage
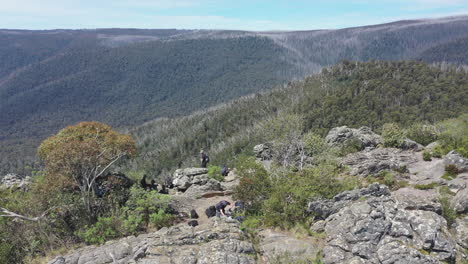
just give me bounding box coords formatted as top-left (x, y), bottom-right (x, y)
top-left (37, 122), bottom-right (137, 212)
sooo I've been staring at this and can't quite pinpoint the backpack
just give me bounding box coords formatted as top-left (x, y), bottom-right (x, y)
top-left (205, 205), bottom-right (216, 218)
top-left (190, 209), bottom-right (199, 219)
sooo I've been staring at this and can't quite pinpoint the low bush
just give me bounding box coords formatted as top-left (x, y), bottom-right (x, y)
top-left (414, 183), bottom-right (438, 190)
top-left (431, 146), bottom-right (443, 158)
top-left (406, 123), bottom-right (439, 146)
top-left (77, 216), bottom-right (122, 245)
top-left (437, 114), bottom-right (468, 157)
top-left (422, 151), bottom-right (432, 161)
top-left (207, 165), bottom-right (224, 182)
top-left (382, 123), bottom-right (406, 148)
top-left (439, 196), bottom-right (457, 228)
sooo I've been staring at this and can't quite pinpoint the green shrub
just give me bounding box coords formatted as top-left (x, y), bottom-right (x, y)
top-left (445, 164), bottom-right (459, 176)
top-left (437, 114), bottom-right (468, 157)
top-left (439, 196), bottom-right (457, 228)
top-left (414, 183), bottom-right (438, 190)
top-left (337, 138), bottom-right (363, 156)
top-left (123, 186), bottom-right (172, 229)
top-left (77, 216), bottom-right (122, 245)
top-left (241, 216), bottom-right (262, 232)
top-left (303, 132), bottom-right (329, 156)
top-left (208, 165), bottom-right (224, 182)
top-left (422, 151), bottom-right (432, 161)
top-left (431, 145), bottom-right (443, 158)
top-left (234, 156), bottom-right (272, 213)
top-left (262, 164), bottom-right (358, 228)
top-left (149, 209), bottom-right (175, 229)
top-left (406, 123), bottom-right (439, 146)
top-left (382, 123), bottom-right (406, 148)
top-left (439, 186), bottom-right (456, 196)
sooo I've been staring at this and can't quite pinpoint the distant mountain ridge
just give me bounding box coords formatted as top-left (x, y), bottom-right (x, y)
top-left (1, 15), bottom-right (468, 174)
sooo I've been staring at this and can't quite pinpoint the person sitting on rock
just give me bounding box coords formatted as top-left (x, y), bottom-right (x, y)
top-left (200, 150), bottom-right (210, 168)
top-left (150, 179), bottom-right (157, 191)
top-left (140, 175), bottom-right (149, 190)
top-left (221, 165), bottom-right (229, 177)
top-left (158, 183), bottom-right (169, 194)
top-left (215, 200), bottom-right (233, 217)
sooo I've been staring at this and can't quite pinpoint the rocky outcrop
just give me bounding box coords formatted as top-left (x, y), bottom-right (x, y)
top-left (342, 148), bottom-right (417, 176)
top-left (444, 151), bottom-right (468, 172)
top-left (454, 216), bottom-right (468, 251)
top-left (452, 188), bottom-right (468, 214)
top-left (392, 187), bottom-right (441, 213)
top-left (307, 183), bottom-right (390, 220)
top-left (259, 229), bottom-right (320, 262)
top-left (172, 168), bottom-right (222, 194)
top-left (325, 126), bottom-right (382, 149)
top-left (49, 221), bottom-right (255, 264)
top-left (0, 173), bottom-right (32, 190)
top-left (321, 195), bottom-right (457, 264)
top-left (253, 143), bottom-right (272, 160)
top-left (401, 138), bottom-right (424, 151)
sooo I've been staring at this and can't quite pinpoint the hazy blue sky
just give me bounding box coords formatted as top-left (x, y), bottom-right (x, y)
top-left (1, 0), bottom-right (467, 30)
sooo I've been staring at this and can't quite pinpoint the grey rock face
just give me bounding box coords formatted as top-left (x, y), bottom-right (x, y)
top-left (325, 126), bottom-right (382, 149)
top-left (454, 216), bottom-right (468, 250)
top-left (342, 148), bottom-right (417, 176)
top-left (444, 150), bottom-right (468, 173)
top-left (452, 188), bottom-right (468, 214)
top-left (401, 138), bottom-right (424, 151)
top-left (259, 229), bottom-right (319, 262)
top-left (253, 143), bottom-right (273, 160)
top-left (0, 173), bottom-right (32, 190)
top-left (392, 187), bottom-right (441, 213)
top-left (183, 179), bottom-right (223, 197)
top-left (321, 196), bottom-right (456, 264)
top-left (307, 183), bottom-right (390, 220)
top-left (172, 168), bottom-right (222, 193)
top-left (50, 221), bottom-right (255, 264)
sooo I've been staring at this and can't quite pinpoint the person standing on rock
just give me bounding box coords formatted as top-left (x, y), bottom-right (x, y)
top-left (200, 150), bottom-right (210, 168)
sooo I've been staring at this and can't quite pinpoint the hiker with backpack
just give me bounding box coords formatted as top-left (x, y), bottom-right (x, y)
top-left (200, 150), bottom-right (210, 168)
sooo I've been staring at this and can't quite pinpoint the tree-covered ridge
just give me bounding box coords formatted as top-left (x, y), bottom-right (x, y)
top-left (417, 35), bottom-right (468, 65)
top-left (127, 61), bottom-right (468, 176)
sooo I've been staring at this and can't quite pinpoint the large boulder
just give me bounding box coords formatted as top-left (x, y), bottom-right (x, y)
top-left (320, 195), bottom-right (457, 264)
top-left (454, 216), bottom-right (468, 250)
top-left (49, 221), bottom-right (255, 264)
top-left (259, 229), bottom-right (319, 262)
top-left (392, 187), bottom-right (441, 213)
top-left (307, 183), bottom-right (390, 220)
top-left (342, 148), bottom-right (417, 176)
top-left (452, 188), bottom-right (468, 214)
top-left (444, 150), bottom-right (468, 173)
top-left (325, 126), bottom-right (382, 149)
top-left (0, 173), bottom-right (32, 190)
top-left (172, 168), bottom-right (209, 192)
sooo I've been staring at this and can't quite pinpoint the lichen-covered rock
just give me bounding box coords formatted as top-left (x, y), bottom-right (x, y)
top-left (401, 138), bottom-right (424, 151)
top-left (392, 187), bottom-right (441, 213)
top-left (172, 168), bottom-right (212, 192)
top-left (259, 229), bottom-right (319, 262)
top-left (342, 148), bottom-right (417, 176)
top-left (325, 126), bottom-right (382, 149)
top-left (50, 221), bottom-right (255, 264)
top-left (307, 183), bottom-right (390, 220)
top-left (182, 179), bottom-right (223, 197)
top-left (444, 151), bottom-right (468, 172)
top-left (253, 143), bottom-right (272, 160)
top-left (452, 188), bottom-right (468, 214)
top-left (0, 173), bottom-right (32, 190)
top-left (454, 216), bottom-right (468, 250)
top-left (320, 195), bottom-right (456, 264)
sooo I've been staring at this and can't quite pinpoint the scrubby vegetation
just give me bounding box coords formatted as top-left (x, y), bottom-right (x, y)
top-left (128, 61), bottom-right (467, 177)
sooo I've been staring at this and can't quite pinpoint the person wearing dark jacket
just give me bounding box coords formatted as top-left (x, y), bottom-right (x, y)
top-left (215, 200), bottom-right (233, 217)
top-left (200, 150), bottom-right (209, 168)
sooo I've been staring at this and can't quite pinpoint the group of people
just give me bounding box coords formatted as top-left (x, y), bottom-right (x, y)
top-left (140, 175), bottom-right (169, 194)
